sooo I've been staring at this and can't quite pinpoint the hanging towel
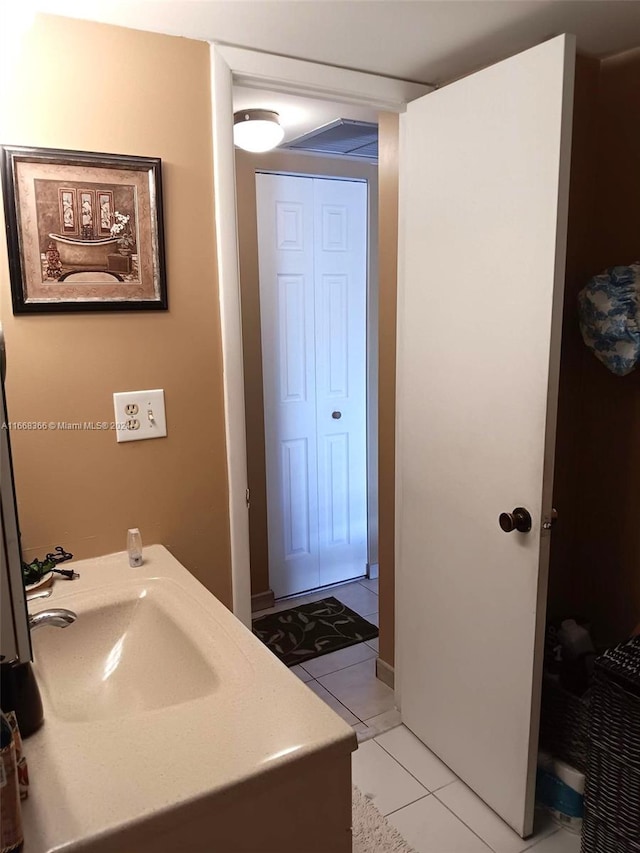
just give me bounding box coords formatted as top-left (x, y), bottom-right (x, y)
top-left (578, 262), bottom-right (640, 376)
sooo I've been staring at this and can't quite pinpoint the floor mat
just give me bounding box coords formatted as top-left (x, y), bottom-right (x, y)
top-left (352, 785), bottom-right (417, 853)
top-left (252, 596), bottom-right (378, 667)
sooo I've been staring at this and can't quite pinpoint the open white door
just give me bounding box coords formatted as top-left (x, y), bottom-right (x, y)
top-left (396, 35), bottom-right (575, 837)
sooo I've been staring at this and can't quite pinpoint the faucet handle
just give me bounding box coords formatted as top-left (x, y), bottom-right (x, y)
top-left (26, 588), bottom-right (53, 603)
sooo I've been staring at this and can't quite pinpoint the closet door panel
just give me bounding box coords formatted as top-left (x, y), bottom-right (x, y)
top-left (314, 178), bottom-right (368, 588)
top-left (257, 173), bottom-right (320, 597)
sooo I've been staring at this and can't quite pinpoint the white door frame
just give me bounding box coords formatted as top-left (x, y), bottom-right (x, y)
top-left (209, 43), bottom-right (431, 624)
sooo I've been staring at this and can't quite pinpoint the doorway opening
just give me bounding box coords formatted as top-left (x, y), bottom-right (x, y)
top-left (233, 90), bottom-right (379, 610)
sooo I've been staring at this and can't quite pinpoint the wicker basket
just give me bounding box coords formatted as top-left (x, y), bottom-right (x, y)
top-left (540, 675), bottom-right (590, 772)
top-left (581, 636), bottom-right (640, 853)
top-left (589, 658), bottom-right (640, 768)
top-left (582, 814), bottom-right (640, 853)
top-left (586, 740), bottom-right (640, 839)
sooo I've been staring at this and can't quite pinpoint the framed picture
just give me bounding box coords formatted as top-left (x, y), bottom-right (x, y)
top-left (1, 145), bottom-right (167, 313)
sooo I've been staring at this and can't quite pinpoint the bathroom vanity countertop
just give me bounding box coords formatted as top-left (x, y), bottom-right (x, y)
top-left (20, 545), bottom-right (356, 852)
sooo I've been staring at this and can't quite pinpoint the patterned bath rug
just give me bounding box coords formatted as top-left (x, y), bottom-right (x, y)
top-left (252, 596), bottom-right (378, 667)
top-left (352, 785), bottom-right (417, 853)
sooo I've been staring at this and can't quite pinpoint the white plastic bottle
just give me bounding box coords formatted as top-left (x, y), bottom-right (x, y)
top-left (127, 528), bottom-right (143, 567)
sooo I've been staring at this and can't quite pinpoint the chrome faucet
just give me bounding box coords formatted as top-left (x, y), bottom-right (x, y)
top-left (28, 609), bottom-right (77, 631)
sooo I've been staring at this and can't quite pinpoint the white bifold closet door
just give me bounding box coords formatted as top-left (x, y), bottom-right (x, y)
top-left (256, 173), bottom-right (368, 599)
top-left (396, 35), bottom-right (576, 837)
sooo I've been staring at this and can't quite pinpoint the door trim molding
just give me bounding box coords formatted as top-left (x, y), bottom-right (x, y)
top-left (214, 45), bottom-right (432, 111)
top-left (209, 43), bottom-right (431, 623)
top-left (210, 47), bottom-right (252, 626)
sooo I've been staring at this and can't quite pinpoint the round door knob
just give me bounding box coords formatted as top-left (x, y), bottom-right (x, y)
top-left (332, 411), bottom-right (342, 419)
top-left (499, 507), bottom-right (532, 534)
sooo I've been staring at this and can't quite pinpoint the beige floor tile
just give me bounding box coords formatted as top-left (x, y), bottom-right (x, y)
top-left (365, 637), bottom-right (379, 652)
top-left (388, 795), bottom-right (492, 852)
top-left (352, 740), bottom-right (428, 816)
top-left (362, 708), bottom-right (402, 738)
top-left (301, 641), bottom-right (377, 678)
top-left (331, 583), bottom-right (379, 616)
top-left (435, 781), bottom-right (557, 853)
top-left (289, 664), bottom-right (312, 682)
top-left (318, 658), bottom-right (395, 720)
top-left (353, 722), bottom-right (370, 742)
top-left (358, 577), bottom-right (379, 594)
top-left (306, 679), bottom-right (360, 725)
top-left (526, 830), bottom-right (579, 852)
top-left (376, 725), bottom-right (457, 792)
top-left (368, 612), bottom-right (379, 627)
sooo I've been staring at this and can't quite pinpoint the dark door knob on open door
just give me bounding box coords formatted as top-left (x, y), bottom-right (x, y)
top-left (332, 411), bottom-right (342, 419)
top-left (499, 507), bottom-right (532, 534)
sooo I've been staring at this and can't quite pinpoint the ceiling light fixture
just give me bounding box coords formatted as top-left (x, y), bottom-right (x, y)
top-left (233, 110), bottom-right (285, 153)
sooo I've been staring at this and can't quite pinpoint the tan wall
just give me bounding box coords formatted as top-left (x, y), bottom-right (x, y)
top-left (0, 15), bottom-right (232, 606)
top-left (579, 48), bottom-right (640, 641)
top-left (549, 50), bottom-right (640, 644)
top-left (549, 56), bottom-right (600, 632)
top-left (376, 113), bottom-right (399, 668)
top-left (235, 148), bottom-right (378, 598)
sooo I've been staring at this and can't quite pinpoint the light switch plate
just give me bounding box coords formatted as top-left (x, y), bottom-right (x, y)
top-left (113, 389), bottom-right (167, 443)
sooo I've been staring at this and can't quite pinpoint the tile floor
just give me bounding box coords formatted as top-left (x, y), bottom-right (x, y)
top-left (254, 576), bottom-right (401, 739)
top-left (255, 580), bottom-right (580, 852)
top-left (353, 729), bottom-right (581, 853)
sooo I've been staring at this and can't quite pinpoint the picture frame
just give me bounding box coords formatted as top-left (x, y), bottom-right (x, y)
top-left (1, 145), bottom-right (167, 313)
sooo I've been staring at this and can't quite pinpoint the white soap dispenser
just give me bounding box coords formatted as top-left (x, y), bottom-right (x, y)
top-left (127, 528), bottom-right (143, 567)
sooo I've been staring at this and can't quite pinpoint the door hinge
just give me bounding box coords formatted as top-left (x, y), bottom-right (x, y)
top-left (245, 488), bottom-right (250, 510)
top-left (542, 508), bottom-right (558, 533)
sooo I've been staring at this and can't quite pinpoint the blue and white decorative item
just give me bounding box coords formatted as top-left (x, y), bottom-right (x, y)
top-left (578, 262), bottom-right (640, 376)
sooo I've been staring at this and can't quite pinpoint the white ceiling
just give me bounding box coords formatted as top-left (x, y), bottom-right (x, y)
top-left (26, 1), bottom-right (640, 86)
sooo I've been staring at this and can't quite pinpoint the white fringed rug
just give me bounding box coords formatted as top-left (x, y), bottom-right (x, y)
top-left (352, 786), bottom-right (417, 853)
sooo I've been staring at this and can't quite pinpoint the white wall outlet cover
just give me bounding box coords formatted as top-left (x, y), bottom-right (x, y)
top-left (113, 389), bottom-right (167, 443)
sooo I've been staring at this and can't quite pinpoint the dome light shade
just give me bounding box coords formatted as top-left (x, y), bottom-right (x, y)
top-left (233, 109), bottom-right (285, 153)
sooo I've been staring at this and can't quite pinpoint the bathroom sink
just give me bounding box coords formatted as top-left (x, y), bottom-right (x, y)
top-left (23, 546), bottom-right (355, 853)
top-left (32, 579), bottom-right (222, 722)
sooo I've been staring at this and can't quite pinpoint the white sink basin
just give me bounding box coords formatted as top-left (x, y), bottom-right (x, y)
top-left (32, 579), bottom-right (219, 722)
top-left (23, 545), bottom-right (355, 853)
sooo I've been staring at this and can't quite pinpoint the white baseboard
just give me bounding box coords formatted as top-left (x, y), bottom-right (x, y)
top-left (368, 563), bottom-right (379, 579)
top-left (376, 657), bottom-right (395, 690)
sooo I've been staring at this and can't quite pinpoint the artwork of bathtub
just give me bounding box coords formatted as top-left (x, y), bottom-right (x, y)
top-left (3, 145), bottom-right (166, 313)
top-left (48, 233), bottom-right (120, 268)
